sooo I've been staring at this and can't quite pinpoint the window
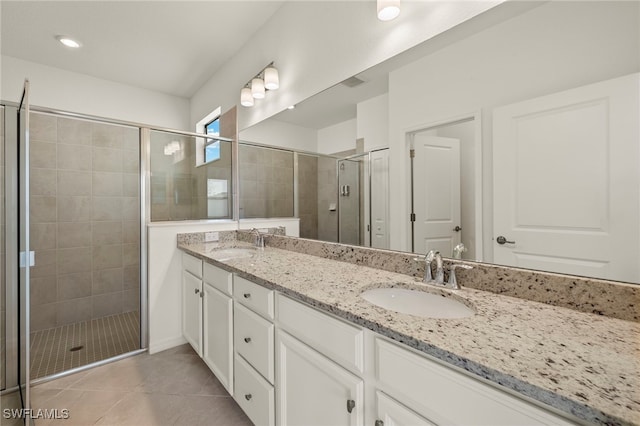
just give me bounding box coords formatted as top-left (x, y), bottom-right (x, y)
top-left (204, 117), bottom-right (221, 163)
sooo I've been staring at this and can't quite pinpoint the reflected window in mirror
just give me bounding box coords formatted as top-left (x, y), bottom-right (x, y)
top-left (204, 117), bottom-right (221, 164)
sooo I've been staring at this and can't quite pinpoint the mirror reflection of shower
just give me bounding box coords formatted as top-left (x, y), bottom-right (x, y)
top-left (338, 149), bottom-right (389, 249)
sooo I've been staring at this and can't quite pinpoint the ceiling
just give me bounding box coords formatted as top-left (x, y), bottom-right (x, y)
top-left (1, 1), bottom-right (285, 98)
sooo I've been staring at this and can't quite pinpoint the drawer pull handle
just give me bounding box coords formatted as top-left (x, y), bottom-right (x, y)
top-left (243, 293), bottom-right (251, 299)
top-left (244, 337), bottom-right (252, 343)
top-left (346, 399), bottom-right (355, 414)
top-left (375, 421), bottom-right (384, 426)
top-left (245, 394), bottom-right (252, 401)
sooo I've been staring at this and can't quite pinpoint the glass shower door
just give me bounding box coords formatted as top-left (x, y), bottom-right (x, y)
top-left (18, 80), bottom-right (32, 419)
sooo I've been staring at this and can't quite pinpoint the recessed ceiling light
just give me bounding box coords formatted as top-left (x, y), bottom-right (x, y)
top-left (56, 36), bottom-right (81, 48)
top-left (287, 105), bottom-right (295, 110)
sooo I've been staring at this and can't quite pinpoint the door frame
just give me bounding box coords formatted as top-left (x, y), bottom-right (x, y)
top-left (404, 111), bottom-right (483, 260)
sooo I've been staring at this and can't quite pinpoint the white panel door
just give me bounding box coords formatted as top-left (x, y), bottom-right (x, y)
top-left (202, 283), bottom-right (233, 394)
top-left (493, 73), bottom-right (639, 282)
top-left (413, 135), bottom-right (462, 255)
top-left (370, 150), bottom-right (390, 249)
top-left (276, 330), bottom-right (364, 426)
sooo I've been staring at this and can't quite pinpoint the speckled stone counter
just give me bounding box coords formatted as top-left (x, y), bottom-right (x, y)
top-left (178, 234), bottom-right (640, 426)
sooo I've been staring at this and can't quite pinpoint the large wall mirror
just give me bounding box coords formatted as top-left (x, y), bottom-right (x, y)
top-left (238, 1), bottom-right (640, 285)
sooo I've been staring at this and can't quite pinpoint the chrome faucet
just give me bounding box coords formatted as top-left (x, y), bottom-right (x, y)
top-left (423, 250), bottom-right (436, 282)
top-left (434, 252), bottom-right (444, 284)
top-left (250, 228), bottom-right (265, 248)
top-left (422, 250), bottom-right (444, 285)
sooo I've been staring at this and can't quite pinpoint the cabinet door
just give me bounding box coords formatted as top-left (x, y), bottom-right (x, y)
top-left (276, 330), bottom-right (363, 426)
top-left (203, 283), bottom-right (233, 394)
top-left (375, 391), bottom-right (435, 426)
top-left (182, 270), bottom-right (202, 356)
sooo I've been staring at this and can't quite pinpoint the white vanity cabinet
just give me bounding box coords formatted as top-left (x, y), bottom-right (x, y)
top-left (275, 294), bottom-right (365, 426)
top-left (181, 253), bottom-right (203, 356)
top-left (233, 275), bottom-right (276, 426)
top-left (181, 253), bottom-right (234, 394)
top-left (202, 262), bottom-right (234, 395)
top-left (373, 338), bottom-right (574, 426)
top-left (375, 391), bottom-right (435, 426)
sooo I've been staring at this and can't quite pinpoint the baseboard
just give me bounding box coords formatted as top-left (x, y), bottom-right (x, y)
top-left (148, 336), bottom-right (187, 355)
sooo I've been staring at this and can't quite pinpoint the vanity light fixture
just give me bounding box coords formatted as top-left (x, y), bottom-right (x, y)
top-left (264, 65), bottom-right (279, 90)
top-left (377, 0), bottom-right (400, 21)
top-left (251, 77), bottom-right (266, 99)
top-left (240, 87), bottom-right (254, 107)
top-left (240, 62), bottom-right (279, 107)
top-left (56, 35), bottom-right (81, 48)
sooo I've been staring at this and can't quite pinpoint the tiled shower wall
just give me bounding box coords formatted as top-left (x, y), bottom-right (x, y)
top-left (317, 156), bottom-right (338, 242)
top-left (29, 113), bottom-right (140, 332)
top-left (239, 145), bottom-right (294, 218)
top-left (297, 154), bottom-right (318, 239)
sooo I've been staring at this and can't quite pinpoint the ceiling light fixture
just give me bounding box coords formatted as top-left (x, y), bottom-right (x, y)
top-left (377, 0), bottom-right (400, 21)
top-left (56, 35), bottom-right (81, 48)
top-left (240, 62), bottom-right (279, 108)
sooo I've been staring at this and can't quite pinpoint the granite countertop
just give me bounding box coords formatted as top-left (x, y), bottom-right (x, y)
top-left (179, 239), bottom-right (640, 426)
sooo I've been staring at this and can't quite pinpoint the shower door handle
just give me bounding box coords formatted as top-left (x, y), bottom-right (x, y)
top-left (20, 251), bottom-right (35, 267)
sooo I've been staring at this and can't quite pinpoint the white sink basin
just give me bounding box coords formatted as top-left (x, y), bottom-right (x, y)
top-left (211, 247), bottom-right (256, 261)
top-left (361, 288), bottom-right (474, 319)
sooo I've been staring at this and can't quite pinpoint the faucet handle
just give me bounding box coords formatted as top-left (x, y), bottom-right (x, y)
top-left (447, 264), bottom-right (473, 290)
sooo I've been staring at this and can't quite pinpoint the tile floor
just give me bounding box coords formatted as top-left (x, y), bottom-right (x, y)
top-left (29, 344), bottom-right (252, 426)
top-left (31, 311), bottom-right (140, 380)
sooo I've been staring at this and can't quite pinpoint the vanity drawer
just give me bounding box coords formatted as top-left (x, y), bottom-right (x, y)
top-left (276, 293), bottom-right (364, 374)
top-left (375, 338), bottom-right (573, 425)
top-left (234, 302), bottom-right (275, 383)
top-left (182, 252), bottom-right (202, 279)
top-left (234, 354), bottom-right (275, 426)
top-left (203, 261), bottom-right (232, 296)
top-left (234, 275), bottom-right (274, 320)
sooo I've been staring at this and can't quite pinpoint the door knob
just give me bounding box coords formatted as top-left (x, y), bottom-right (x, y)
top-left (346, 399), bottom-right (356, 413)
top-left (496, 236), bottom-right (515, 245)
top-left (453, 226), bottom-right (462, 232)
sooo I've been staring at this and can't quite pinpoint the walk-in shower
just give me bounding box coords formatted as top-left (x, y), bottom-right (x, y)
top-left (27, 112), bottom-right (142, 380)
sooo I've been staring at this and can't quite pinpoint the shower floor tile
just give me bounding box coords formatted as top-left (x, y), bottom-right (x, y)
top-left (30, 311), bottom-right (140, 380)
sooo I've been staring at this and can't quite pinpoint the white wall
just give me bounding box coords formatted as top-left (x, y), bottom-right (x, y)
top-left (2, 56), bottom-right (190, 130)
top-left (387, 1), bottom-right (640, 254)
top-left (357, 93), bottom-right (389, 152)
top-left (191, 1), bottom-right (503, 131)
top-left (239, 119), bottom-right (317, 152)
top-left (317, 119), bottom-right (357, 155)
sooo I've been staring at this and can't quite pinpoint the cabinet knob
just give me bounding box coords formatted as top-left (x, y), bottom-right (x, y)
top-left (245, 394), bottom-right (252, 401)
top-left (244, 337), bottom-right (252, 343)
top-left (375, 421), bottom-right (384, 426)
top-left (194, 288), bottom-right (200, 294)
top-left (346, 399), bottom-right (355, 413)
top-left (243, 293), bottom-right (251, 299)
